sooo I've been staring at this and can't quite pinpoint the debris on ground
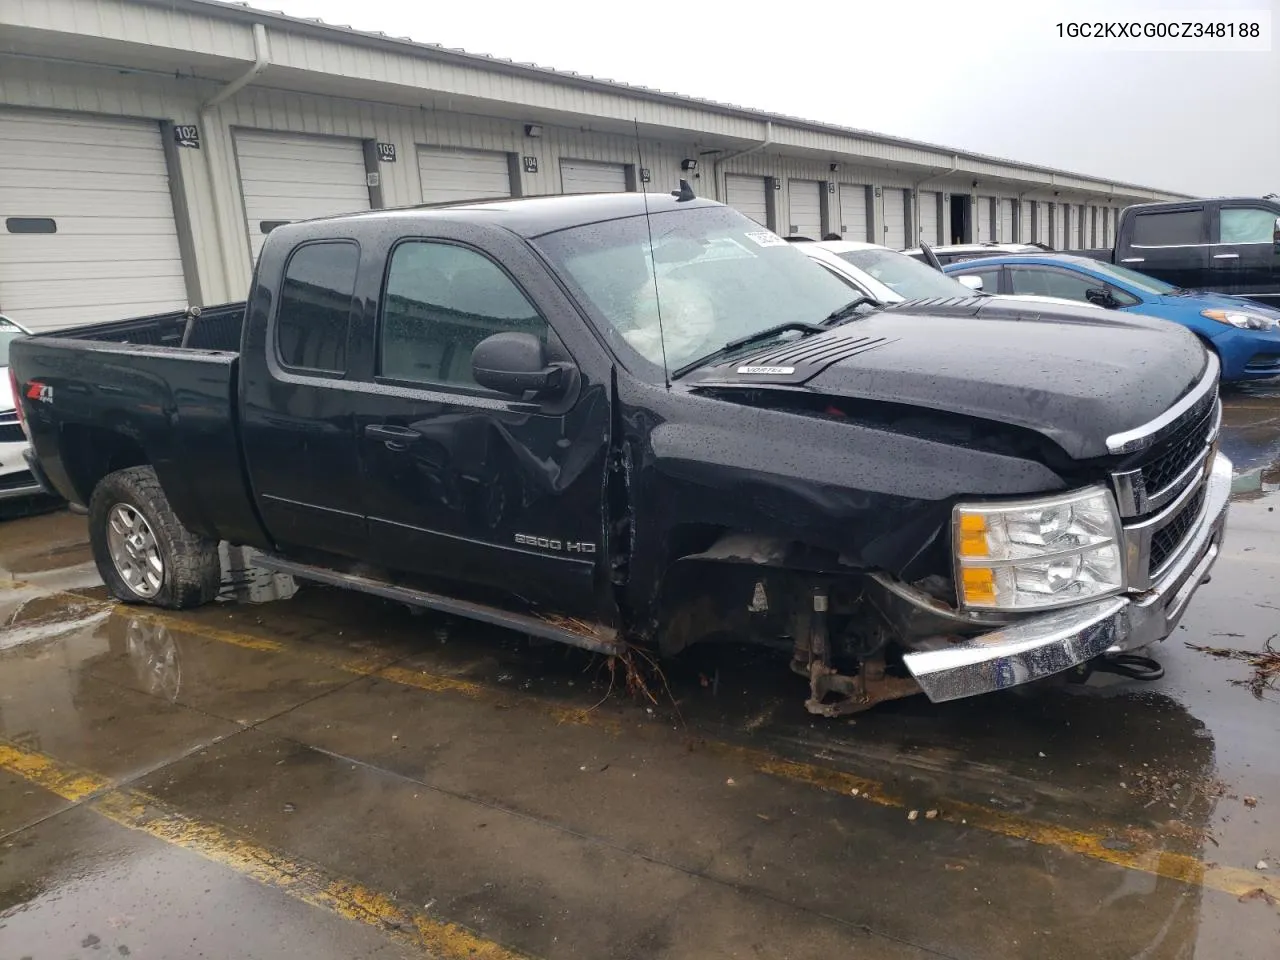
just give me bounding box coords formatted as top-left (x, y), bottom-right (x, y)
top-left (1256, 860), bottom-right (1269, 871)
top-left (1237, 888), bottom-right (1278, 907)
top-left (907, 810), bottom-right (919, 821)
top-left (925, 809), bottom-right (939, 820)
top-left (1186, 636), bottom-right (1280, 698)
top-left (1244, 796), bottom-right (1259, 808)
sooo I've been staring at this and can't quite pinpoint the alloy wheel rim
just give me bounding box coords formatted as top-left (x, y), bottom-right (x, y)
top-left (106, 503), bottom-right (164, 598)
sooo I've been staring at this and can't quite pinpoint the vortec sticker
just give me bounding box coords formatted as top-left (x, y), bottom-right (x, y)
top-left (25, 381), bottom-right (52, 404)
top-left (744, 230), bottom-right (787, 248)
top-left (736, 365), bottom-right (795, 375)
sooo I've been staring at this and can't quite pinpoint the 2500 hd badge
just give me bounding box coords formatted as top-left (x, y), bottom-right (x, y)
top-left (514, 534), bottom-right (597, 554)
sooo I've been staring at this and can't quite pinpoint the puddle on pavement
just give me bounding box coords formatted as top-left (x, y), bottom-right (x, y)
top-left (216, 543), bottom-right (298, 604)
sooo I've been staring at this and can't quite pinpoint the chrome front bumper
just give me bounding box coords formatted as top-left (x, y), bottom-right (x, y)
top-left (901, 452), bottom-right (1232, 703)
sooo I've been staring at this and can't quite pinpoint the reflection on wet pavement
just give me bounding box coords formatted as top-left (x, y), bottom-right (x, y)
top-left (1, 388), bottom-right (1279, 959)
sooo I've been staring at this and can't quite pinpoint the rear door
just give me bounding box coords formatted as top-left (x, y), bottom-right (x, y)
top-left (239, 239), bottom-right (368, 557)
top-left (1210, 200), bottom-right (1280, 305)
top-left (352, 226), bottom-right (610, 616)
top-left (1117, 203), bottom-right (1209, 289)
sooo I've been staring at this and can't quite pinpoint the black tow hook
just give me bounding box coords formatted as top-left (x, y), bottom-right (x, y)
top-left (1091, 653), bottom-right (1165, 682)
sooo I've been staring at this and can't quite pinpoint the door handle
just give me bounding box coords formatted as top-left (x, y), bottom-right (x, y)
top-left (1213, 253), bottom-right (1240, 260)
top-left (1120, 257), bottom-right (1145, 263)
top-left (364, 423), bottom-right (422, 451)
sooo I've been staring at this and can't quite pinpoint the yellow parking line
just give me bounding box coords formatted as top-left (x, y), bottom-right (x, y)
top-left (0, 740), bottom-right (534, 960)
top-left (0, 741), bottom-right (112, 801)
top-left (7, 586), bottom-right (1278, 907)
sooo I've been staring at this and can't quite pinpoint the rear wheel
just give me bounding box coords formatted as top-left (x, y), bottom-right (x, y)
top-left (89, 466), bottom-right (220, 609)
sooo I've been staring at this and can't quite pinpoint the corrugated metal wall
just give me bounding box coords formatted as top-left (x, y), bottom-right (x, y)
top-left (0, 46), bottom-right (1157, 308)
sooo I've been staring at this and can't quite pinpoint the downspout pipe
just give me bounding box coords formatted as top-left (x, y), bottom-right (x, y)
top-left (200, 23), bottom-right (271, 298)
top-left (712, 120), bottom-right (772, 201)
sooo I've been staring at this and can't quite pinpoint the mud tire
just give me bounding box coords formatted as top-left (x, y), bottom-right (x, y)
top-left (89, 465), bottom-right (220, 609)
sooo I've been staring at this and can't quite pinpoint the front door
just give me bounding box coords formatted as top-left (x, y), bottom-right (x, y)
top-left (1211, 201), bottom-right (1280, 306)
top-left (352, 234), bottom-right (610, 618)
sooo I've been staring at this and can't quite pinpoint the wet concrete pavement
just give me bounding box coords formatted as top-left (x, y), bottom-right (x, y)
top-left (2, 392), bottom-right (1279, 959)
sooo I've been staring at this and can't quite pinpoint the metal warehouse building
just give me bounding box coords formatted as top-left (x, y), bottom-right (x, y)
top-left (0, 0), bottom-right (1188, 331)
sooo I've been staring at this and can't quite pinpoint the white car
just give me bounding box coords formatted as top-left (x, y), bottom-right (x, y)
top-left (1, 314), bottom-right (44, 504)
top-left (796, 240), bottom-right (1095, 309)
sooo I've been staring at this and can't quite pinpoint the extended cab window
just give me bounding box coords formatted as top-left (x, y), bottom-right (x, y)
top-left (1130, 210), bottom-right (1203, 247)
top-left (276, 241), bottom-right (359, 373)
top-left (1218, 208), bottom-right (1277, 244)
top-left (380, 241), bottom-right (546, 388)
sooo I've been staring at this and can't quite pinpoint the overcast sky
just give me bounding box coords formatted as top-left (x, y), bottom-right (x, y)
top-left (264, 0), bottom-right (1278, 197)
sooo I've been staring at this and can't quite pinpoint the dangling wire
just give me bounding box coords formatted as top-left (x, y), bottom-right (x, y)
top-left (633, 118), bottom-right (671, 390)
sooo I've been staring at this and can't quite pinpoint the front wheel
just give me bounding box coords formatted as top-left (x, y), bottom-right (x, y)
top-left (89, 466), bottom-right (220, 609)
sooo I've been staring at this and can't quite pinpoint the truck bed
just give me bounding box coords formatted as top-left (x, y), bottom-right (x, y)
top-left (9, 301), bottom-right (266, 547)
top-left (50, 302), bottom-right (246, 352)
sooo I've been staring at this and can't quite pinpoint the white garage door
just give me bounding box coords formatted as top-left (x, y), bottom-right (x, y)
top-left (560, 159), bottom-right (627, 194)
top-left (917, 191), bottom-right (940, 245)
top-left (839, 184), bottom-right (868, 241)
top-left (1019, 200), bottom-right (1032, 242)
top-left (234, 130), bottom-right (370, 261)
top-left (418, 147), bottom-right (511, 204)
top-left (788, 180), bottom-right (821, 239)
top-left (998, 199), bottom-right (1014, 242)
top-left (976, 197), bottom-right (993, 242)
top-left (881, 188), bottom-right (906, 249)
top-left (1055, 204), bottom-right (1067, 249)
top-left (724, 174), bottom-right (768, 226)
top-left (0, 110), bottom-right (187, 331)
top-left (1035, 202), bottom-right (1049, 244)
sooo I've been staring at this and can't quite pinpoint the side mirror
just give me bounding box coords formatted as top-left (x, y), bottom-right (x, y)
top-left (472, 332), bottom-right (569, 398)
top-left (957, 275), bottom-right (984, 291)
top-left (1085, 287), bottom-right (1117, 308)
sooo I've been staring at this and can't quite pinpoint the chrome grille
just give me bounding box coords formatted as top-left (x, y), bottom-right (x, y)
top-left (1110, 362), bottom-right (1221, 589)
top-left (1112, 393), bottom-right (1220, 520)
top-left (1149, 485), bottom-right (1206, 574)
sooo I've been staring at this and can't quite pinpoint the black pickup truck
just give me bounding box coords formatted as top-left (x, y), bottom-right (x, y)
top-left (1065, 196), bottom-right (1280, 306)
top-left (9, 191), bottom-right (1233, 715)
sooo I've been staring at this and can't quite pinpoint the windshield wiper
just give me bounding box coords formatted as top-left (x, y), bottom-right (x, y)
top-left (671, 321), bottom-right (826, 379)
top-left (821, 295), bottom-right (882, 326)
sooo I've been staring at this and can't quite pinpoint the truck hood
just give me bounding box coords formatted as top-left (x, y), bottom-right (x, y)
top-left (685, 296), bottom-right (1209, 459)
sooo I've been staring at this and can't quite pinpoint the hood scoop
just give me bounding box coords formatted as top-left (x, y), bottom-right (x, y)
top-left (691, 332), bottom-right (895, 386)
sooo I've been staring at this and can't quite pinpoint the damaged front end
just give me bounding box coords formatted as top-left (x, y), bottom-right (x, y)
top-left (650, 444), bottom-right (1230, 716)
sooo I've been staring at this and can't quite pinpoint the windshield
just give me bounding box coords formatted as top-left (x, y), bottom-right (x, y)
top-left (0, 317), bottom-right (25, 368)
top-left (835, 249), bottom-right (977, 300)
top-left (534, 206), bottom-right (855, 379)
top-left (1086, 261), bottom-right (1178, 295)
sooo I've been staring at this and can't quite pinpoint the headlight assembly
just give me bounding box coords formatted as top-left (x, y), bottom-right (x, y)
top-left (1201, 308), bottom-right (1280, 331)
top-left (954, 487), bottom-right (1125, 611)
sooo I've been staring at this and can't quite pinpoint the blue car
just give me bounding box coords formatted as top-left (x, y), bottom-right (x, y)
top-left (942, 254), bottom-right (1280, 382)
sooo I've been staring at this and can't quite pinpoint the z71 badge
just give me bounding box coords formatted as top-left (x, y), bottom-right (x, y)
top-left (25, 381), bottom-right (53, 404)
top-left (514, 534), bottom-right (596, 554)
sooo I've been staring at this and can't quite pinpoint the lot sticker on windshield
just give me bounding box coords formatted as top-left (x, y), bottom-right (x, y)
top-left (744, 230), bottom-right (787, 248)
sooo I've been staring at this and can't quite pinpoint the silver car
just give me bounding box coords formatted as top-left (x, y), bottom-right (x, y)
top-left (1, 314), bottom-right (44, 503)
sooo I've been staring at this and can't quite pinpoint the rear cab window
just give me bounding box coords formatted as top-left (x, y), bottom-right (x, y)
top-left (1129, 209), bottom-right (1205, 247)
top-left (275, 241), bottom-right (360, 375)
